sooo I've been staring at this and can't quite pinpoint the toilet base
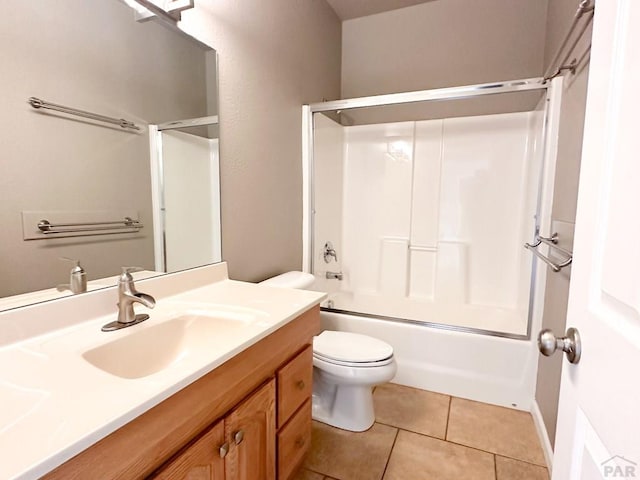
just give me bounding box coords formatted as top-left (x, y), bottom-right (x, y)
top-left (311, 374), bottom-right (376, 432)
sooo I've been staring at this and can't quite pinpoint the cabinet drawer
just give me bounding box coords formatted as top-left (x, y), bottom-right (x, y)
top-left (277, 345), bottom-right (313, 427)
top-left (277, 399), bottom-right (312, 480)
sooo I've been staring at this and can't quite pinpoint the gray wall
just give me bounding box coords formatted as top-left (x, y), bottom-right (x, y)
top-left (339, 1), bottom-right (549, 125)
top-left (181, 0), bottom-right (342, 282)
top-left (342, 0), bottom-right (548, 96)
top-left (0, 0), bottom-right (209, 297)
top-left (535, 0), bottom-right (592, 448)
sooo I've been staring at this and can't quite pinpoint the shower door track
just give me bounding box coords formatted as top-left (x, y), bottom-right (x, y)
top-left (321, 307), bottom-right (530, 340)
top-left (302, 76), bottom-right (553, 340)
top-left (308, 77), bottom-right (547, 112)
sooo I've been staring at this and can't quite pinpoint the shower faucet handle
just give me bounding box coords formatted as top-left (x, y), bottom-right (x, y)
top-left (323, 241), bottom-right (338, 263)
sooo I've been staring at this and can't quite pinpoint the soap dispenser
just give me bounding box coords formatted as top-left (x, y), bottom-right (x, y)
top-left (56, 257), bottom-right (87, 294)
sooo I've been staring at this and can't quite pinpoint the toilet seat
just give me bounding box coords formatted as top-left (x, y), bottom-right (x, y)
top-left (313, 351), bottom-right (394, 368)
top-left (313, 330), bottom-right (394, 364)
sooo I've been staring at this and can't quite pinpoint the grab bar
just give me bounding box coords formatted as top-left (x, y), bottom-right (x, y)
top-left (37, 217), bottom-right (143, 235)
top-left (524, 233), bottom-right (573, 272)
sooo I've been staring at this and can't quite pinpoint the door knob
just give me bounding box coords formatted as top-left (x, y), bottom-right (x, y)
top-left (538, 327), bottom-right (581, 364)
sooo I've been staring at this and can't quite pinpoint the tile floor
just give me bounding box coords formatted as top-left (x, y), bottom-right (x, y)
top-left (295, 383), bottom-right (549, 480)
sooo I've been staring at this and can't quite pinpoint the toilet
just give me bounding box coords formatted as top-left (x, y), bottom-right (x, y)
top-left (260, 271), bottom-right (397, 432)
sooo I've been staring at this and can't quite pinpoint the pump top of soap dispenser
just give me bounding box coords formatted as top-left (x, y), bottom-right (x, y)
top-left (57, 257), bottom-right (87, 294)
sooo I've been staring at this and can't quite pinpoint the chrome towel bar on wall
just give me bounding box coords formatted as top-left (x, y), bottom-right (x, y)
top-left (525, 233), bottom-right (573, 272)
top-left (37, 217), bottom-right (143, 236)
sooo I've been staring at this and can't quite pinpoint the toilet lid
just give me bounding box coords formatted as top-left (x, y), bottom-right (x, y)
top-left (313, 331), bottom-right (394, 363)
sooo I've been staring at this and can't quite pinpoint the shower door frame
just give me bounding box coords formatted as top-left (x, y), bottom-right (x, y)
top-left (302, 76), bottom-right (562, 340)
top-left (149, 115), bottom-right (222, 273)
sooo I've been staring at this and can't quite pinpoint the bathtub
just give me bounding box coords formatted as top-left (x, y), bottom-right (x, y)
top-left (320, 310), bottom-right (539, 411)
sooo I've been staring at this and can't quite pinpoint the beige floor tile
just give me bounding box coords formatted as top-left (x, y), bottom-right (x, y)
top-left (495, 456), bottom-right (549, 480)
top-left (304, 421), bottom-right (398, 480)
top-left (447, 398), bottom-right (545, 466)
top-left (291, 468), bottom-right (326, 480)
top-left (373, 383), bottom-right (450, 439)
top-left (383, 430), bottom-right (495, 480)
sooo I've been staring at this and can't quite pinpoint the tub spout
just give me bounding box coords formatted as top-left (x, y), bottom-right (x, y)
top-left (326, 271), bottom-right (343, 281)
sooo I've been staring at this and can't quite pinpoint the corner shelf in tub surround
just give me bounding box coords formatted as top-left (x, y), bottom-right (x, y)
top-left (0, 262), bottom-right (326, 480)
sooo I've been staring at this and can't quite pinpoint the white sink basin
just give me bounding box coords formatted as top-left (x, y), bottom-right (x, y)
top-left (82, 307), bottom-right (268, 379)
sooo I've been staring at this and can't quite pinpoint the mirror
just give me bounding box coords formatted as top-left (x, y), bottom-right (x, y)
top-left (0, 0), bottom-right (219, 310)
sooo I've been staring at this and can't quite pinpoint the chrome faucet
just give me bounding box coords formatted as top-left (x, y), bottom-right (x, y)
top-left (101, 268), bottom-right (156, 332)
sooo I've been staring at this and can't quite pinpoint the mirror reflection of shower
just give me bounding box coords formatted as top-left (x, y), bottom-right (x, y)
top-left (307, 82), bottom-right (553, 337)
top-left (150, 116), bottom-right (222, 273)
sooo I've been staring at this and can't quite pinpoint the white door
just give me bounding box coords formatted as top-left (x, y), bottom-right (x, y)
top-left (552, 2), bottom-right (640, 479)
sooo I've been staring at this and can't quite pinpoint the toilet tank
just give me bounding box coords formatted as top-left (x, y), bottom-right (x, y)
top-left (260, 271), bottom-right (315, 289)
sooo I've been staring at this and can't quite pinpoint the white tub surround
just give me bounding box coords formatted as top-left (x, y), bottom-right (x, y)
top-left (0, 262), bottom-right (325, 480)
top-left (311, 111), bottom-right (544, 336)
top-left (304, 78), bottom-right (564, 340)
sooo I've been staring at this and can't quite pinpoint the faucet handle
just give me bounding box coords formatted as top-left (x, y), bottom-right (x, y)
top-left (323, 241), bottom-right (338, 263)
top-left (122, 266), bottom-right (144, 274)
top-left (120, 266), bottom-right (144, 281)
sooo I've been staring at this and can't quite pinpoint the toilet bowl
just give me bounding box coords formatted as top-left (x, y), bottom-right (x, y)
top-left (260, 271), bottom-right (397, 432)
top-left (312, 330), bottom-right (396, 432)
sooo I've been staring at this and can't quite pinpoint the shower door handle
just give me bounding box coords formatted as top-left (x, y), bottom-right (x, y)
top-left (537, 328), bottom-right (581, 364)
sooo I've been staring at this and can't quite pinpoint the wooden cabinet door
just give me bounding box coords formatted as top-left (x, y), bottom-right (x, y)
top-left (225, 379), bottom-right (276, 480)
top-left (152, 420), bottom-right (226, 480)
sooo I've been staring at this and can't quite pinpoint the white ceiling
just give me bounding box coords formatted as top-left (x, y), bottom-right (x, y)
top-left (325, 0), bottom-right (435, 20)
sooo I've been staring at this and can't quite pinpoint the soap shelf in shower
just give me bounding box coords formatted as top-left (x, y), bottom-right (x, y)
top-left (525, 233), bottom-right (573, 272)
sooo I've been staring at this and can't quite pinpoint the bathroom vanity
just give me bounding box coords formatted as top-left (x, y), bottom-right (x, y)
top-left (45, 308), bottom-right (316, 480)
top-left (0, 263), bottom-right (324, 480)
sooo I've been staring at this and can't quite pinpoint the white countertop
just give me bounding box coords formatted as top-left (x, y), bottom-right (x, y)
top-left (0, 263), bottom-right (325, 480)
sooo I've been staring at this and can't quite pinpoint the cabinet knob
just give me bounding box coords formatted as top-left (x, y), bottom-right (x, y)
top-left (296, 380), bottom-right (305, 390)
top-left (234, 430), bottom-right (245, 445)
top-left (219, 442), bottom-right (229, 458)
top-left (295, 436), bottom-right (305, 449)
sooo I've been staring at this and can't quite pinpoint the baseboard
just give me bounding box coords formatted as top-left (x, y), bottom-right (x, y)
top-left (531, 399), bottom-right (554, 472)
